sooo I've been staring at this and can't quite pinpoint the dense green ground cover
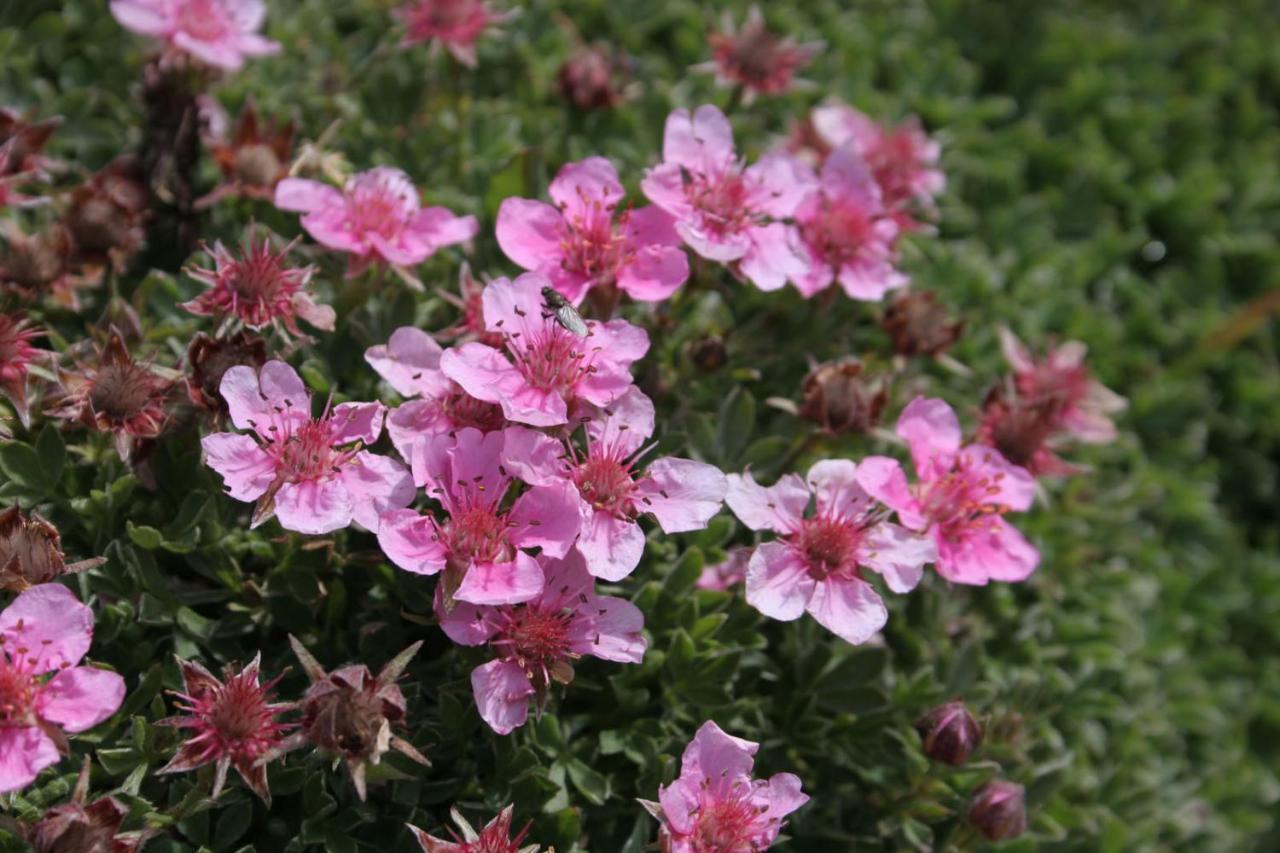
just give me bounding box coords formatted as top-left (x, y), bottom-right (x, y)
top-left (1, 0), bottom-right (1278, 849)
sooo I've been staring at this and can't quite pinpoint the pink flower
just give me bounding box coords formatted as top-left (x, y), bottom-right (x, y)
top-left (202, 360), bottom-right (414, 535)
top-left (497, 157), bottom-right (688, 304)
top-left (696, 546), bottom-right (751, 591)
top-left (376, 427), bottom-right (580, 606)
top-left (439, 273), bottom-right (649, 427)
top-left (395, 0), bottom-right (513, 68)
top-left (0, 584), bottom-right (126, 794)
top-left (408, 805), bottom-right (541, 852)
top-left (999, 328), bottom-right (1126, 445)
top-left (438, 551), bottom-right (646, 735)
top-left (810, 103), bottom-right (945, 230)
top-left (857, 397), bottom-right (1040, 585)
top-left (182, 229), bottom-right (334, 335)
top-left (274, 167), bottom-right (478, 276)
top-left (109, 0), bottom-right (282, 71)
top-left (504, 388), bottom-right (727, 582)
top-left (365, 326), bottom-right (506, 460)
top-left (725, 459), bottom-right (934, 645)
top-left (791, 146), bottom-right (907, 301)
top-left (642, 105), bottom-right (813, 291)
top-left (644, 720), bottom-right (808, 852)
top-left (701, 7), bottom-right (821, 101)
top-left (0, 312), bottom-right (42, 428)
top-left (157, 655), bottom-right (293, 805)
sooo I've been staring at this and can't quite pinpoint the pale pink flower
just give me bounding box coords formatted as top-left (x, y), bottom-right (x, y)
top-left (642, 105), bottom-right (813, 291)
top-left (182, 229), bottom-right (334, 335)
top-left (504, 388), bottom-right (727, 582)
top-left (439, 273), bottom-right (649, 427)
top-left (857, 397), bottom-right (1039, 585)
top-left (438, 551), bottom-right (646, 735)
top-left (395, 0), bottom-right (513, 68)
top-left (644, 720), bottom-right (808, 852)
top-left (701, 7), bottom-right (821, 101)
top-left (810, 102), bottom-right (945, 230)
top-left (408, 805), bottom-right (541, 852)
top-left (274, 167), bottom-right (478, 276)
top-left (999, 327), bottom-right (1126, 445)
top-left (497, 156), bottom-right (688, 304)
top-left (157, 655), bottom-right (293, 805)
top-left (109, 0), bottom-right (282, 71)
top-left (376, 427), bottom-right (580, 606)
top-left (365, 326), bottom-right (506, 461)
top-left (696, 546), bottom-right (751, 591)
top-left (202, 360), bottom-right (414, 535)
top-left (0, 584), bottom-right (127, 794)
top-left (791, 145), bottom-right (907, 300)
top-left (726, 459), bottom-right (934, 645)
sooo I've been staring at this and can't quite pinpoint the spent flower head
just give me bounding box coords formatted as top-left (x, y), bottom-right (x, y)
top-left (395, 0), bottom-right (514, 67)
top-left (0, 311), bottom-right (42, 427)
top-left (408, 805), bottom-right (541, 853)
top-left (0, 508), bottom-right (105, 593)
top-left (701, 7), bottom-right (821, 102)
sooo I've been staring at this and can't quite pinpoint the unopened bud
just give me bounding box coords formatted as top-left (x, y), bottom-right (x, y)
top-left (968, 779), bottom-right (1027, 841)
top-left (914, 699), bottom-right (983, 766)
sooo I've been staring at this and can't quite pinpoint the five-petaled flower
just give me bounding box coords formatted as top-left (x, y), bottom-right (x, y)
top-left (157, 654), bottom-right (294, 805)
top-left (642, 105), bottom-right (813, 291)
top-left (274, 166), bottom-right (478, 277)
top-left (726, 459), bottom-right (935, 645)
top-left (504, 387), bottom-right (727, 582)
top-left (439, 551), bottom-right (646, 735)
top-left (110, 0), bottom-right (282, 71)
top-left (395, 0), bottom-right (513, 68)
top-left (643, 720), bottom-right (808, 852)
top-left (182, 228), bottom-right (334, 336)
top-left (201, 360), bottom-right (414, 534)
top-left (439, 273), bottom-right (649, 427)
top-left (377, 427), bottom-right (580, 606)
top-left (0, 584), bottom-right (126, 794)
top-left (497, 156), bottom-right (688, 305)
top-left (857, 396), bottom-right (1040, 585)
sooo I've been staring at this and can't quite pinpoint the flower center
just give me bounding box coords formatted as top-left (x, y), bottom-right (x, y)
top-left (445, 504), bottom-right (511, 565)
top-left (794, 515), bottom-right (860, 580)
top-left (508, 325), bottom-right (595, 395)
top-left (178, 0), bottom-right (233, 42)
top-left (868, 131), bottom-right (923, 208)
top-left (574, 455), bottom-right (635, 514)
top-left (441, 387), bottom-right (506, 432)
top-left (88, 363), bottom-right (158, 421)
top-left (274, 420), bottom-right (345, 482)
top-left (492, 605), bottom-right (577, 691)
top-left (348, 184), bottom-right (411, 240)
top-left (233, 143), bottom-right (282, 187)
top-left (801, 199), bottom-right (875, 268)
top-left (689, 785), bottom-right (767, 852)
top-left (0, 655), bottom-right (38, 728)
top-left (561, 204), bottom-right (628, 282)
top-left (919, 462), bottom-right (1008, 540)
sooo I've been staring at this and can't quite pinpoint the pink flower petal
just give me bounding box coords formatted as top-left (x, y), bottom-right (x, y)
top-left (805, 576), bottom-right (887, 645)
top-left (499, 426), bottom-right (565, 487)
top-left (575, 508), bottom-right (645, 582)
top-left (339, 451), bottom-right (415, 531)
top-left (854, 456), bottom-right (925, 530)
top-left (744, 542), bottom-right (816, 621)
top-left (201, 432), bottom-right (276, 501)
top-left (859, 523), bottom-right (935, 593)
top-left (364, 326), bottom-right (450, 398)
top-left (805, 459), bottom-right (873, 519)
top-left (633, 458), bottom-right (727, 533)
top-left (745, 152), bottom-right (816, 219)
top-left (408, 207), bottom-right (479, 251)
top-left (724, 471), bottom-right (809, 533)
top-left (936, 518), bottom-right (1039, 585)
top-left (441, 344), bottom-right (565, 427)
top-left (480, 274), bottom-right (546, 338)
top-left (110, 0), bottom-right (171, 36)
top-left (273, 478), bottom-right (353, 535)
top-left (640, 164), bottom-right (694, 219)
top-left (508, 482), bottom-right (581, 559)
top-left (455, 552), bottom-right (544, 606)
top-left (549, 156), bottom-right (625, 219)
top-left (568, 595), bottom-right (647, 663)
top-left (623, 205), bottom-right (681, 248)
top-left (663, 106), bottom-right (736, 174)
top-left (496, 198), bottom-right (566, 271)
top-left (376, 508), bottom-right (447, 576)
top-left (897, 396), bottom-right (962, 478)
top-left (740, 222), bottom-right (807, 292)
top-left (329, 401), bottom-right (385, 446)
top-left (274, 177), bottom-right (345, 213)
top-left (0, 584), bottom-right (93, 672)
top-left (436, 595), bottom-right (498, 646)
top-left (0, 727), bottom-right (59, 794)
top-left (617, 244), bottom-right (689, 302)
top-left (958, 445), bottom-right (1036, 512)
top-left (681, 720), bottom-right (758, 780)
top-left (471, 659), bottom-right (534, 735)
top-left (37, 666), bottom-right (126, 733)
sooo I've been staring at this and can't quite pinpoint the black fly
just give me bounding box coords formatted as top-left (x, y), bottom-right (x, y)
top-left (541, 286), bottom-right (589, 337)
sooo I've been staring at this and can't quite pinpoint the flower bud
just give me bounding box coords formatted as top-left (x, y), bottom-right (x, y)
top-left (880, 290), bottom-right (964, 357)
top-left (968, 779), bottom-right (1027, 841)
top-left (914, 699), bottom-right (983, 766)
top-left (798, 357), bottom-right (888, 435)
top-left (688, 334), bottom-right (728, 372)
top-left (556, 42), bottom-right (628, 112)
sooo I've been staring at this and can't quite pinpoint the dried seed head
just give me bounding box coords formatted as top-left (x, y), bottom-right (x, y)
top-left (880, 290), bottom-right (964, 358)
top-left (798, 357), bottom-right (888, 435)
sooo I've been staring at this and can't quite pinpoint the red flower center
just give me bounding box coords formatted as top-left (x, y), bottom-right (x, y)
top-left (560, 203), bottom-right (629, 283)
top-left (574, 454), bottom-right (636, 515)
top-left (801, 199), bottom-right (876, 269)
top-left (0, 654), bottom-right (38, 728)
top-left (88, 362), bottom-right (163, 422)
top-left (688, 171), bottom-right (753, 236)
top-left (492, 605), bottom-right (577, 690)
top-left (919, 461), bottom-right (1008, 541)
top-left (445, 503), bottom-right (511, 565)
top-left (507, 323), bottom-right (597, 395)
top-left (274, 420), bottom-right (347, 482)
top-left (794, 515), bottom-right (862, 580)
top-left (688, 784), bottom-right (769, 852)
top-left (442, 387), bottom-right (506, 432)
top-left (178, 0), bottom-right (233, 42)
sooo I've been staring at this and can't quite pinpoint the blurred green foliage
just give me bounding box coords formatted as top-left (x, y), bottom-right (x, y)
top-left (1, 0), bottom-right (1278, 850)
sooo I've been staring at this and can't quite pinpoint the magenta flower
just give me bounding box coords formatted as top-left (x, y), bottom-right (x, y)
top-left (810, 102), bottom-right (945, 230)
top-left (857, 397), bottom-right (1040, 585)
top-left (439, 273), bottom-right (649, 427)
top-left (0, 584), bottom-right (126, 794)
top-left (438, 551), bottom-right (646, 735)
top-left (182, 229), bottom-right (334, 335)
top-left (408, 805), bottom-right (541, 852)
top-left (201, 360), bottom-right (414, 535)
top-left (696, 546), bottom-right (751, 591)
top-left (157, 655), bottom-right (293, 804)
top-left (365, 326), bottom-right (506, 461)
top-left (497, 156), bottom-right (688, 304)
top-left (999, 328), bottom-right (1126, 445)
top-left (641, 105), bottom-right (813, 291)
top-left (395, 0), bottom-right (513, 68)
top-left (504, 388), bottom-right (727, 582)
top-left (791, 145), bottom-right (908, 301)
top-left (644, 720), bottom-right (808, 852)
top-left (110, 0), bottom-right (282, 71)
top-left (274, 167), bottom-right (478, 277)
top-left (376, 427), bottom-right (580, 606)
top-left (725, 459), bottom-right (934, 645)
